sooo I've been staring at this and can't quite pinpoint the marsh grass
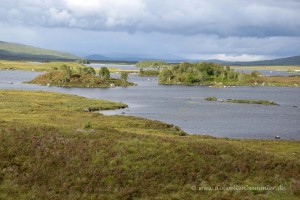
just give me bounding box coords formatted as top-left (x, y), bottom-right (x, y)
top-left (0, 90), bottom-right (299, 199)
top-left (204, 97), bottom-right (277, 105)
top-left (227, 99), bottom-right (278, 105)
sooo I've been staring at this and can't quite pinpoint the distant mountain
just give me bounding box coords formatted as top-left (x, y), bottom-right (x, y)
top-left (223, 55), bottom-right (300, 66)
top-left (85, 54), bottom-right (111, 60)
top-left (85, 53), bottom-right (186, 62)
top-left (0, 41), bottom-right (80, 61)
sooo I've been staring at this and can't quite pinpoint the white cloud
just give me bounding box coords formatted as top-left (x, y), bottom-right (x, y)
top-left (195, 54), bottom-right (274, 62)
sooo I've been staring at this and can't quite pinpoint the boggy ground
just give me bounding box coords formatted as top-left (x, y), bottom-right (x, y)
top-left (0, 90), bottom-right (299, 200)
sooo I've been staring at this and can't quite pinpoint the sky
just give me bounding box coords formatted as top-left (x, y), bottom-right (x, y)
top-left (0, 0), bottom-right (300, 61)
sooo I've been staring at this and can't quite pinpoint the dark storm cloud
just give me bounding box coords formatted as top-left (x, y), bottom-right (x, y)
top-left (1, 0), bottom-right (300, 37)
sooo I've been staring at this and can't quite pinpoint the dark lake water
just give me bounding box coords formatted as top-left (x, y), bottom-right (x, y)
top-left (1, 69), bottom-right (299, 140)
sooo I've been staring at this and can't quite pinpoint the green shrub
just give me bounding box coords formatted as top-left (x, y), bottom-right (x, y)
top-left (139, 70), bottom-right (159, 76)
top-left (99, 67), bottom-right (110, 80)
top-left (204, 96), bottom-right (218, 101)
top-left (84, 121), bottom-right (92, 129)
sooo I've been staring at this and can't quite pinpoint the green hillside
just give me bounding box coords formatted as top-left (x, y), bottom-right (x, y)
top-left (225, 55), bottom-right (300, 66)
top-left (0, 41), bottom-right (80, 61)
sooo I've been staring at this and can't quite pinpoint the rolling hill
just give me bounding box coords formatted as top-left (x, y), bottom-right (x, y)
top-left (85, 54), bottom-right (112, 61)
top-left (86, 53), bottom-right (300, 66)
top-left (0, 41), bottom-right (80, 61)
top-left (222, 55), bottom-right (300, 66)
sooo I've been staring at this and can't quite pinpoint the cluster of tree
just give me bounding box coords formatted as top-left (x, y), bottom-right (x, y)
top-left (56, 65), bottom-right (96, 83)
top-left (76, 59), bottom-right (90, 64)
top-left (54, 65), bottom-right (129, 84)
top-left (97, 67), bottom-right (129, 83)
top-left (59, 65), bottom-right (73, 83)
top-left (159, 62), bottom-right (242, 84)
top-left (135, 60), bottom-right (167, 70)
top-left (76, 66), bottom-right (96, 75)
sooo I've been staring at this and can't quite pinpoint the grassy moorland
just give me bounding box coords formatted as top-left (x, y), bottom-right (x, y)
top-left (0, 60), bottom-right (84, 72)
top-left (0, 90), bottom-right (299, 199)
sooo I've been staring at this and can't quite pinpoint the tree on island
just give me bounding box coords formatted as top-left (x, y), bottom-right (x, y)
top-left (76, 59), bottom-right (90, 64)
top-left (159, 62), bottom-right (241, 84)
top-left (136, 60), bottom-right (167, 70)
top-left (59, 65), bottom-right (72, 83)
top-left (120, 72), bottom-right (128, 83)
top-left (99, 67), bottom-right (110, 80)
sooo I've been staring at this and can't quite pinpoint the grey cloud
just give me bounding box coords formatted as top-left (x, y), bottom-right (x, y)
top-left (0, 0), bottom-right (300, 37)
top-left (1, 24), bottom-right (299, 59)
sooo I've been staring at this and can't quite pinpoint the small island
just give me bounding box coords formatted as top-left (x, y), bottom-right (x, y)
top-left (26, 65), bottom-right (134, 88)
top-left (205, 96), bottom-right (278, 105)
top-left (158, 62), bottom-right (300, 87)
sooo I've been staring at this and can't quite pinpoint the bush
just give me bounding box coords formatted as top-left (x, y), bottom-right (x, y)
top-left (204, 96), bottom-right (217, 101)
top-left (136, 60), bottom-right (167, 69)
top-left (76, 59), bottom-right (90, 64)
top-left (120, 72), bottom-right (128, 83)
top-left (250, 71), bottom-right (261, 78)
top-left (84, 121), bottom-right (92, 129)
top-left (99, 67), bottom-right (110, 80)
